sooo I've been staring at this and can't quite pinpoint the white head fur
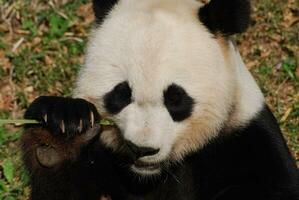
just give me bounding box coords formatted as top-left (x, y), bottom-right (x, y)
top-left (74, 0), bottom-right (264, 176)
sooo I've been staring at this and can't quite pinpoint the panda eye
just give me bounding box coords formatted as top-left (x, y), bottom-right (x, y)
top-left (164, 84), bottom-right (194, 122)
top-left (104, 81), bottom-right (132, 114)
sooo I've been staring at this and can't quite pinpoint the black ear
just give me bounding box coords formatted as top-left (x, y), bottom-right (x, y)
top-left (92, 0), bottom-right (119, 25)
top-left (199, 0), bottom-right (250, 36)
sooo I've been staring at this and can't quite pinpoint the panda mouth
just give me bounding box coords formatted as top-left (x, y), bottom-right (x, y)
top-left (132, 160), bottom-right (161, 173)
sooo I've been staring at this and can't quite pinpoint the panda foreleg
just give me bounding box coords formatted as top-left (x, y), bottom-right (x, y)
top-left (21, 96), bottom-right (104, 200)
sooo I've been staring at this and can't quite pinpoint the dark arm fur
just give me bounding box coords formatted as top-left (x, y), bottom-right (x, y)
top-left (21, 127), bottom-right (104, 200)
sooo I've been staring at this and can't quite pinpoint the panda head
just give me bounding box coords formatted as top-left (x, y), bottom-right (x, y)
top-left (75, 0), bottom-right (262, 176)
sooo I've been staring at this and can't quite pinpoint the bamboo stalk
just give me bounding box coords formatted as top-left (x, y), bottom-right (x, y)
top-left (0, 119), bottom-right (114, 126)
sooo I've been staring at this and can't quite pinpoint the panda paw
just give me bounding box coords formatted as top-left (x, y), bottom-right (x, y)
top-left (23, 96), bottom-right (102, 167)
top-left (24, 96), bottom-right (101, 139)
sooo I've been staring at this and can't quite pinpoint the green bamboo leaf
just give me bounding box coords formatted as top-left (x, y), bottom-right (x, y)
top-left (3, 160), bottom-right (14, 183)
top-left (99, 119), bottom-right (115, 126)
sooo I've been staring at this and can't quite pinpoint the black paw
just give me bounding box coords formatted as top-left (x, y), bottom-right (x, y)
top-left (24, 96), bottom-right (100, 138)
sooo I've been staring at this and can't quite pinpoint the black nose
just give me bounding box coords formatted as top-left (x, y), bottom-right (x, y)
top-left (126, 141), bottom-right (160, 158)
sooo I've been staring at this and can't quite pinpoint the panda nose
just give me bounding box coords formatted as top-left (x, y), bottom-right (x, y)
top-left (127, 141), bottom-right (160, 158)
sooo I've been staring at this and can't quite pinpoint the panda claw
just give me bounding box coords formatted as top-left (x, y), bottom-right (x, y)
top-left (90, 111), bottom-right (94, 127)
top-left (43, 114), bottom-right (48, 123)
top-left (60, 120), bottom-right (65, 134)
top-left (79, 119), bottom-right (83, 133)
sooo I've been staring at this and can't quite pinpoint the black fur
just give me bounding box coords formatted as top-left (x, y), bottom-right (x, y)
top-left (104, 81), bottom-right (132, 114)
top-left (92, 0), bottom-right (119, 25)
top-left (199, 0), bottom-right (251, 36)
top-left (24, 96), bottom-right (100, 138)
top-left (164, 84), bottom-right (194, 122)
top-left (22, 97), bottom-right (299, 199)
top-left (190, 105), bottom-right (299, 200)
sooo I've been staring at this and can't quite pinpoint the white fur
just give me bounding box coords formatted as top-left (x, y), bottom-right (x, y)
top-left (74, 0), bottom-right (264, 175)
top-left (227, 42), bottom-right (265, 127)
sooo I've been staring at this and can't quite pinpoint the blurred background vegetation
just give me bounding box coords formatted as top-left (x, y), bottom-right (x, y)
top-left (0, 0), bottom-right (298, 199)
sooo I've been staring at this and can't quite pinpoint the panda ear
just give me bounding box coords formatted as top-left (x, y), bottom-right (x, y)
top-left (198, 0), bottom-right (251, 36)
top-left (92, 0), bottom-right (119, 25)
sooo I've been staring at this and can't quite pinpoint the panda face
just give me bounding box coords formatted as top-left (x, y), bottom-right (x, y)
top-left (75, 0), bottom-right (261, 176)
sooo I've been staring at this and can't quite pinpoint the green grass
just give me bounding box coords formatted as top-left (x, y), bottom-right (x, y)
top-left (0, 0), bottom-right (298, 199)
top-left (0, 127), bottom-right (29, 200)
top-left (0, 0), bottom-right (91, 198)
top-left (236, 0), bottom-right (299, 160)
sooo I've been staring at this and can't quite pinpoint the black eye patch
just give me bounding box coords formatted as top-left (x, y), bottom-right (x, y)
top-left (164, 84), bottom-right (194, 122)
top-left (104, 81), bottom-right (132, 114)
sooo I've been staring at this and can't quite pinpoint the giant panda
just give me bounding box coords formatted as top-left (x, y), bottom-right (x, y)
top-left (21, 0), bottom-right (299, 199)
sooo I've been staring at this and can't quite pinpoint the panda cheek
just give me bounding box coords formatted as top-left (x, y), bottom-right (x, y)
top-left (100, 127), bottom-right (120, 150)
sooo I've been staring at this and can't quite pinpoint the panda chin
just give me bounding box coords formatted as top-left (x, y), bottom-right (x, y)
top-left (131, 161), bottom-right (162, 176)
